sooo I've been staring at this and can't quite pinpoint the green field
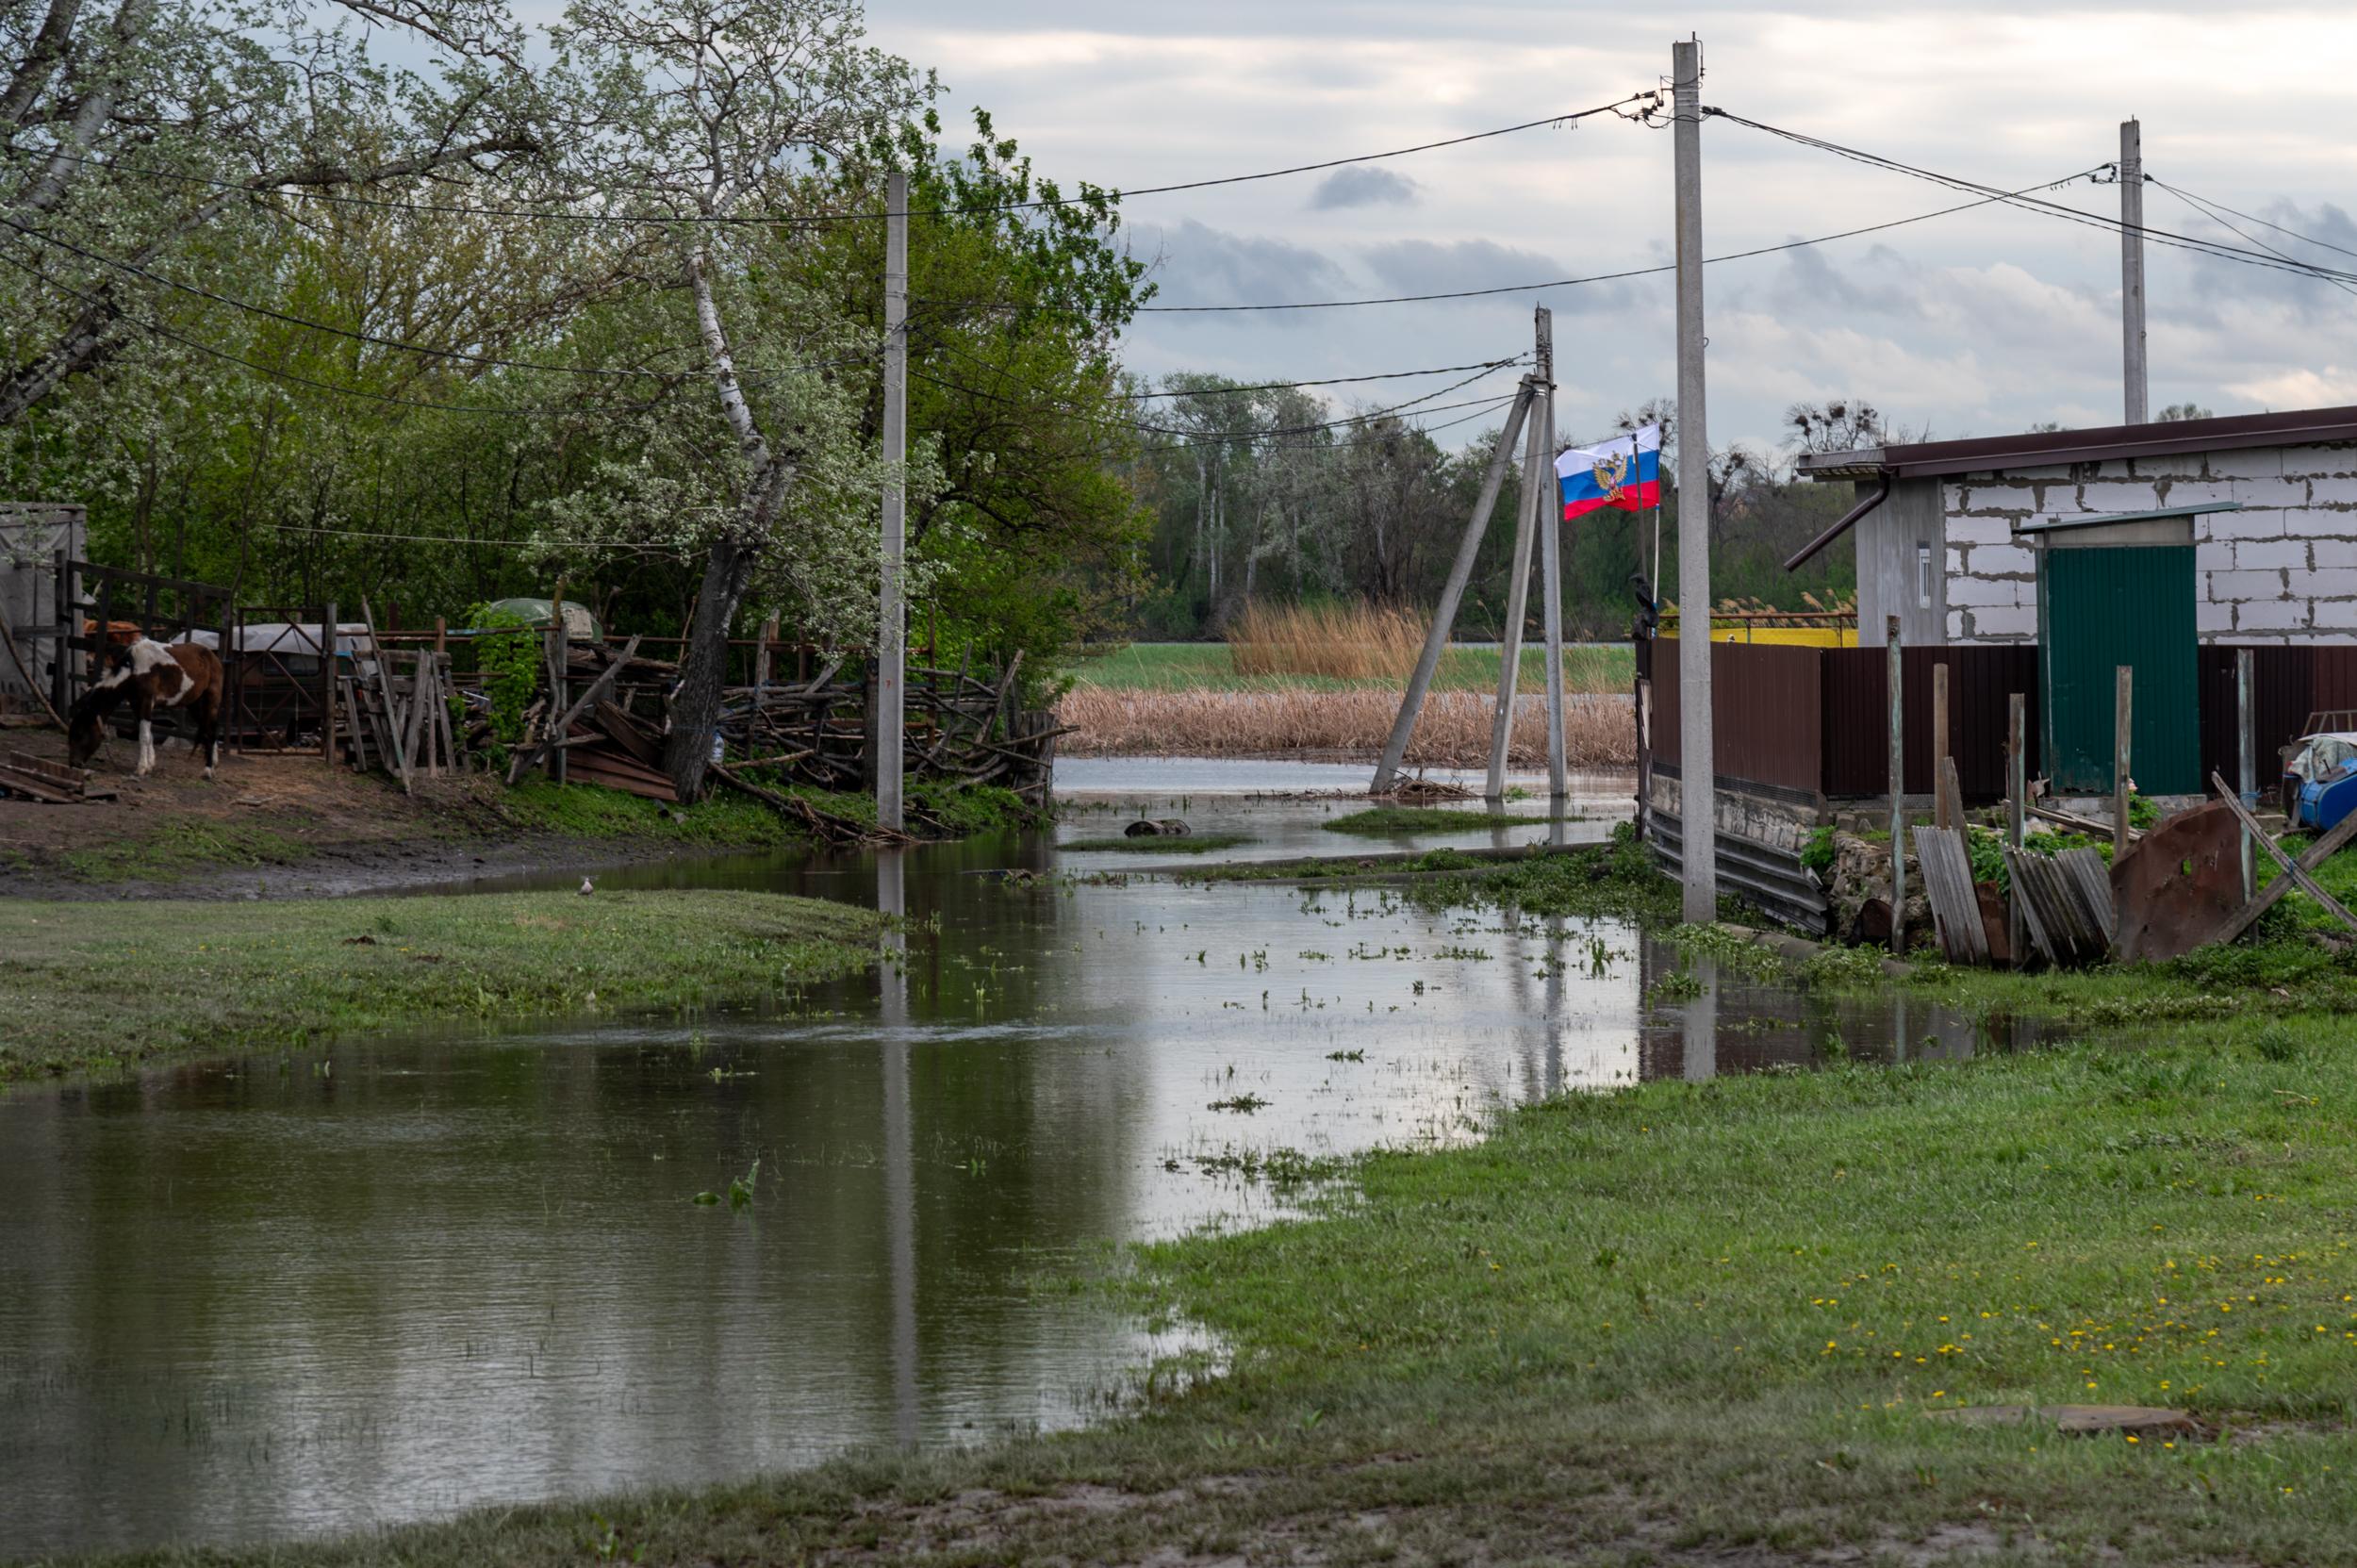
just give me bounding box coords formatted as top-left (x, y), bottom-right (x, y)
top-left (1072, 640), bottom-right (1634, 694)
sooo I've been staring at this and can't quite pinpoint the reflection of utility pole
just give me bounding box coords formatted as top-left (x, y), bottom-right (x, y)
top-left (876, 852), bottom-right (917, 1445)
top-left (1682, 955), bottom-right (1717, 1083)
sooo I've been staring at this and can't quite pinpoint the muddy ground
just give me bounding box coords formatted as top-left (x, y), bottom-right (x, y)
top-left (0, 723), bottom-right (757, 900)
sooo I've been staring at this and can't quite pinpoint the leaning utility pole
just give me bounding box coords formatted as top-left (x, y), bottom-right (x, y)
top-left (1373, 381), bottom-right (1535, 793)
top-left (2119, 118), bottom-right (2149, 424)
top-left (877, 169), bottom-right (909, 832)
top-left (1672, 37), bottom-right (1716, 920)
top-left (1534, 306), bottom-right (1568, 798)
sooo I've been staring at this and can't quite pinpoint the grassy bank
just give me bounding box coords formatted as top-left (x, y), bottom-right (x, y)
top-left (0, 889), bottom-right (881, 1084)
top-left (120, 999), bottom-right (2357, 1565)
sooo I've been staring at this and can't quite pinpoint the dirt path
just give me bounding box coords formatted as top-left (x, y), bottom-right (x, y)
top-left (0, 726), bottom-right (774, 900)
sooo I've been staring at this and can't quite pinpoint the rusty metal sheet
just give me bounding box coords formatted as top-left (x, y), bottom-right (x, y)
top-left (2110, 799), bottom-right (2246, 963)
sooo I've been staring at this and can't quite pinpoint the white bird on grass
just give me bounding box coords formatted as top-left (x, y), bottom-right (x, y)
top-left (579, 877), bottom-right (594, 897)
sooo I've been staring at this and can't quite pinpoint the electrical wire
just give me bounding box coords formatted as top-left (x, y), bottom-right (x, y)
top-left (0, 213), bottom-right (881, 382)
top-left (1077, 168), bottom-right (2103, 312)
top-left (1709, 109), bottom-right (2357, 289)
top-left (2153, 179), bottom-right (2357, 299)
top-left (0, 244), bottom-right (602, 417)
top-left (263, 520), bottom-right (677, 553)
top-left (913, 354), bottom-right (1525, 440)
top-left (19, 92), bottom-right (1660, 229)
top-left (2149, 181), bottom-right (2357, 264)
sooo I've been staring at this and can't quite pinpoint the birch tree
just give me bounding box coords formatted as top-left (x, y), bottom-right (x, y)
top-left (548, 0), bottom-right (931, 797)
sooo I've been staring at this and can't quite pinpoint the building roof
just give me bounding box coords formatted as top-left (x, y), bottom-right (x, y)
top-left (1797, 403), bottom-right (2357, 483)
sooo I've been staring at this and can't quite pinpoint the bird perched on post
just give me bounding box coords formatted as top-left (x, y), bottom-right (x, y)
top-left (579, 877), bottom-right (594, 897)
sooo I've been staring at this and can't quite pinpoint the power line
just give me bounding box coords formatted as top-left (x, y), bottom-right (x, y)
top-left (2149, 181), bottom-right (2357, 264)
top-left (914, 355), bottom-right (1524, 440)
top-left (2155, 181), bottom-right (2357, 301)
top-left (1709, 108), bottom-right (2357, 289)
top-left (265, 521), bottom-right (679, 553)
top-left (0, 245), bottom-right (597, 417)
top-left (0, 214), bottom-right (881, 382)
top-left (1101, 169), bottom-right (2105, 312)
top-left (22, 92), bottom-right (1659, 230)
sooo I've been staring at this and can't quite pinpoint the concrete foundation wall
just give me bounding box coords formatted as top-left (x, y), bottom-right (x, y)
top-left (1938, 441), bottom-right (2357, 644)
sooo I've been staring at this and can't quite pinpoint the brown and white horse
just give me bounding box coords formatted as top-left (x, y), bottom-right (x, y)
top-left (67, 637), bottom-right (226, 778)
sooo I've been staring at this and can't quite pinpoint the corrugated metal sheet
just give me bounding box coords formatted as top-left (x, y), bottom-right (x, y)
top-left (1821, 645), bottom-right (2041, 800)
top-left (1650, 640), bottom-right (1825, 796)
top-left (1648, 638), bottom-right (2040, 802)
top-left (2197, 644), bottom-right (2357, 788)
top-left (2037, 544), bottom-right (2199, 795)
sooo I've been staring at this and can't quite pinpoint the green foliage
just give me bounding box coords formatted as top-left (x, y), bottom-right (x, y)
top-left (2128, 792), bottom-right (2162, 831)
top-left (467, 604), bottom-right (543, 754)
top-left (1322, 806), bottom-right (1549, 835)
top-left (1799, 827), bottom-right (1836, 876)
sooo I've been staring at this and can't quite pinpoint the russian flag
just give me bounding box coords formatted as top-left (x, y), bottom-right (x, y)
top-left (1557, 423), bottom-right (1662, 520)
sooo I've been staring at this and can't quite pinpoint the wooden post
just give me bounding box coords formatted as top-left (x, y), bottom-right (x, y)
top-left (1485, 382), bottom-right (1548, 800)
top-left (2007, 692), bottom-right (2027, 967)
top-left (2113, 664), bottom-right (2133, 863)
top-left (1374, 382), bottom-right (1533, 793)
top-left (1887, 614), bottom-right (1905, 955)
top-left (321, 601), bottom-right (338, 765)
top-left (49, 545), bottom-right (69, 717)
top-left (1931, 662), bottom-right (1951, 829)
top-left (434, 616), bottom-right (446, 656)
top-left (2237, 648), bottom-right (2256, 904)
top-left (547, 577), bottom-right (568, 786)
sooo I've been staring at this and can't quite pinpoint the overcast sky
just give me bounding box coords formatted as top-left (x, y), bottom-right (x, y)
top-left (857, 2), bottom-right (2357, 457)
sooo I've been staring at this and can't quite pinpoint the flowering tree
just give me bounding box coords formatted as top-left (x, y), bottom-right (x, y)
top-left (547, 0), bottom-right (932, 798)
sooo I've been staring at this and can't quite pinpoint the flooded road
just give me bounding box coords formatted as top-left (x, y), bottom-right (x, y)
top-left (0, 772), bottom-right (2048, 1558)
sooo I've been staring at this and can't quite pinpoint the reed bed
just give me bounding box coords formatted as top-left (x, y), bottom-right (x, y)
top-left (1056, 685), bottom-right (1635, 767)
top-left (1226, 601), bottom-right (1426, 680)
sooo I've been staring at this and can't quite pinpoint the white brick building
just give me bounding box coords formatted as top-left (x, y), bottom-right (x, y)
top-left (1792, 407), bottom-right (2357, 646)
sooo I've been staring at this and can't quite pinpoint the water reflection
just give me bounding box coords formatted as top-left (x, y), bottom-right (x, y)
top-left (0, 795), bottom-right (2054, 1558)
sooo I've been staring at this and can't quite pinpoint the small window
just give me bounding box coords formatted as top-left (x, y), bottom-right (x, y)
top-left (1916, 543), bottom-right (1933, 609)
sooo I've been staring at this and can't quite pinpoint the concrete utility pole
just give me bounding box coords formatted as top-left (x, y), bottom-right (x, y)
top-left (1672, 37), bottom-right (1716, 920)
top-left (2119, 118), bottom-right (2149, 424)
top-left (877, 169), bottom-right (909, 832)
top-left (1535, 306), bottom-right (1568, 798)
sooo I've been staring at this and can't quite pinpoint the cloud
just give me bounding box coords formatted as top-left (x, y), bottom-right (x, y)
top-left (1308, 166), bottom-right (1418, 209)
top-left (1354, 239), bottom-right (1639, 312)
top-left (1128, 219), bottom-right (1349, 304)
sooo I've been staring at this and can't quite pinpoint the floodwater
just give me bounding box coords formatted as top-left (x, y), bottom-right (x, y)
top-left (0, 766), bottom-right (2050, 1559)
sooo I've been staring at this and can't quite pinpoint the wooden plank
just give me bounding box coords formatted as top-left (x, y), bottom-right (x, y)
top-left (1937, 753), bottom-right (1967, 834)
top-left (506, 635), bottom-right (643, 785)
top-left (357, 597), bottom-right (408, 793)
top-left (2210, 770), bottom-right (2357, 934)
top-left (0, 762), bottom-right (77, 802)
top-left (5, 750), bottom-right (85, 788)
top-left (1915, 826), bottom-right (1990, 964)
top-left (593, 699), bottom-right (661, 767)
top-left (2206, 787), bottom-right (2357, 946)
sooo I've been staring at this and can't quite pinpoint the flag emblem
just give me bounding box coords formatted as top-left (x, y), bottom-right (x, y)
top-left (1557, 424), bottom-right (1662, 520)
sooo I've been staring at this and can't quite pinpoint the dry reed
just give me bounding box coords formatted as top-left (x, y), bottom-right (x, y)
top-left (1226, 601), bottom-right (1427, 680)
top-left (1056, 685), bottom-right (1635, 768)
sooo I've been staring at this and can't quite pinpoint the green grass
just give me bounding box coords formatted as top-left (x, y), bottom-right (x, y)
top-left (1320, 804), bottom-right (1553, 835)
top-left (1058, 832), bottom-right (1255, 854)
top-left (58, 820), bottom-right (321, 883)
top-left (1072, 640), bottom-right (1633, 695)
top-left (0, 890), bottom-right (880, 1084)
top-left (118, 1006), bottom-right (2357, 1566)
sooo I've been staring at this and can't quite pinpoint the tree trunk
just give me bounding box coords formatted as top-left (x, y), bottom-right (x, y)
top-left (663, 533), bottom-right (755, 800)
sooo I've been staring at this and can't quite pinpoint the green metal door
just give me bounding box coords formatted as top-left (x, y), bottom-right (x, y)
top-left (2037, 544), bottom-right (2199, 795)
